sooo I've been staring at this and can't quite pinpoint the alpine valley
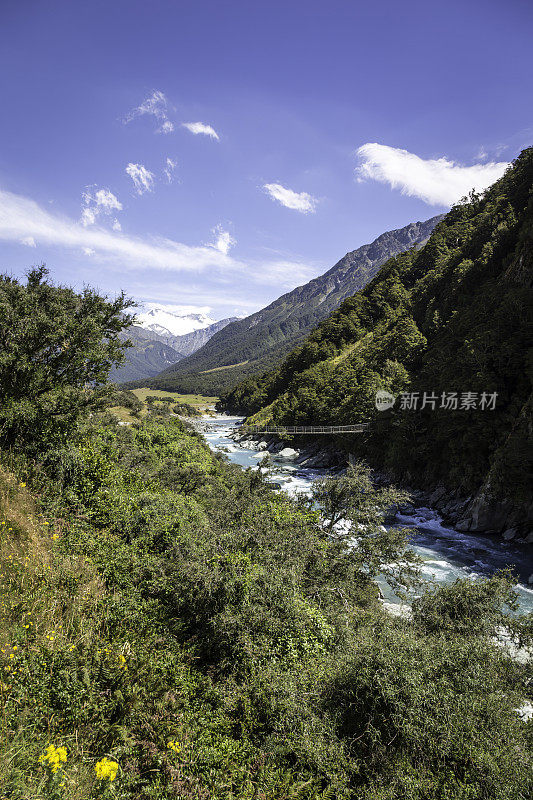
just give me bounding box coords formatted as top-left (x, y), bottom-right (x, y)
top-left (110, 308), bottom-right (238, 383)
top-left (132, 215), bottom-right (443, 395)
top-left (220, 148), bottom-right (533, 538)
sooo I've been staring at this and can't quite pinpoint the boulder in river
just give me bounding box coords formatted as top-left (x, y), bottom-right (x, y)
top-left (278, 447), bottom-right (299, 459)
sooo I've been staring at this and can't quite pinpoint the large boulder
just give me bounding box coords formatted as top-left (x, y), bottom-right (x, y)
top-left (278, 447), bottom-right (299, 459)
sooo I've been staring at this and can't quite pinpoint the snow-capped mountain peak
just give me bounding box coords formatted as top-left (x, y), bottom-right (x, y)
top-left (136, 306), bottom-right (215, 337)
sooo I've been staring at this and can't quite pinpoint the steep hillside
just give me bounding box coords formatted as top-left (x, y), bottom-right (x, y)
top-left (221, 148), bottom-right (533, 534)
top-left (109, 325), bottom-right (184, 383)
top-left (172, 316), bottom-right (239, 355)
top-left (141, 215), bottom-right (443, 395)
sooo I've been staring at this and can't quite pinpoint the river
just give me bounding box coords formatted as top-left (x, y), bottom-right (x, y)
top-left (198, 415), bottom-right (533, 614)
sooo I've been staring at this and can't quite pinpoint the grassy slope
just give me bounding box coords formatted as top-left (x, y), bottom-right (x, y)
top-left (130, 388), bottom-right (217, 412)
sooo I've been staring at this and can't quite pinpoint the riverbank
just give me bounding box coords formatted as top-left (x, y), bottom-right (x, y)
top-left (192, 415), bottom-right (533, 611)
top-left (228, 426), bottom-right (533, 546)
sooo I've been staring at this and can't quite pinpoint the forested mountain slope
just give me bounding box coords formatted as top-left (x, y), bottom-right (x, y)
top-left (137, 215), bottom-right (442, 395)
top-left (221, 148), bottom-right (533, 534)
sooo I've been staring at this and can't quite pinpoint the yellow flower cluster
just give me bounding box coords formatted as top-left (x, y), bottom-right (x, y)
top-left (39, 744), bottom-right (67, 774)
top-left (94, 757), bottom-right (118, 782)
top-left (167, 739), bottom-right (182, 754)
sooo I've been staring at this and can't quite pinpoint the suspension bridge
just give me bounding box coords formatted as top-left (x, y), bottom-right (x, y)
top-left (239, 423), bottom-right (368, 435)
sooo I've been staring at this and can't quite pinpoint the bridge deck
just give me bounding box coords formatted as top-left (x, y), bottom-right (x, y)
top-left (240, 424), bottom-right (368, 435)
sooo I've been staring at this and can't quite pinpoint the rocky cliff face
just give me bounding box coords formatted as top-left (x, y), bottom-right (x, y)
top-left (171, 317), bottom-right (239, 356)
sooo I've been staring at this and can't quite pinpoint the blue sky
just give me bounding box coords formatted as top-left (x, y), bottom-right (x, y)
top-left (0, 0), bottom-right (531, 319)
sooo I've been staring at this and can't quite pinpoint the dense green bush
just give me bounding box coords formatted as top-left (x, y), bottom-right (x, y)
top-left (0, 266), bottom-right (133, 452)
top-left (220, 149), bottom-right (533, 511)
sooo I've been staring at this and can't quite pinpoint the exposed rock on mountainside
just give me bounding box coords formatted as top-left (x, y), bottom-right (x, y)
top-left (109, 325), bottom-right (184, 383)
top-left (139, 215), bottom-right (443, 395)
top-left (112, 317), bottom-right (237, 383)
top-left (171, 317), bottom-right (239, 356)
top-left (220, 149), bottom-right (533, 536)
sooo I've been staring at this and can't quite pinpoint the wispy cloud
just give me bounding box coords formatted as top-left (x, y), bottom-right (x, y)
top-left (356, 143), bottom-right (509, 206)
top-left (0, 187), bottom-right (320, 302)
top-left (263, 183), bottom-right (318, 214)
top-left (208, 224), bottom-right (236, 255)
top-left (81, 187), bottom-right (122, 227)
top-left (0, 187), bottom-right (236, 272)
top-left (182, 121), bottom-right (220, 140)
top-left (125, 163), bottom-right (155, 195)
top-left (124, 90), bottom-right (174, 134)
top-left (164, 157), bottom-right (178, 183)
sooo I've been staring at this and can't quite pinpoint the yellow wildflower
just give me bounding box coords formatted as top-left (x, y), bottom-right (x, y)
top-left (94, 756), bottom-right (118, 782)
top-left (52, 533), bottom-right (59, 541)
top-left (167, 739), bottom-right (182, 754)
top-left (39, 744), bottom-right (67, 774)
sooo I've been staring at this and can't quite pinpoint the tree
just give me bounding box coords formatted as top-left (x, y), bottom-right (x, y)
top-left (310, 462), bottom-right (420, 595)
top-left (0, 266), bottom-right (134, 450)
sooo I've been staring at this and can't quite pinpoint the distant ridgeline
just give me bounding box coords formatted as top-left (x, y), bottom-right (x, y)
top-left (112, 316), bottom-right (238, 384)
top-left (220, 148), bottom-right (533, 533)
top-left (128, 214), bottom-right (443, 396)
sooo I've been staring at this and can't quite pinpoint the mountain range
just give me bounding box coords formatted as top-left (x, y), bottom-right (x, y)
top-left (110, 308), bottom-right (238, 383)
top-left (221, 148), bottom-right (533, 535)
top-left (133, 214), bottom-right (443, 395)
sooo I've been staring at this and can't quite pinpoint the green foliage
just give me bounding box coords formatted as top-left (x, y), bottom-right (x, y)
top-left (412, 571), bottom-right (519, 636)
top-left (220, 148), bottom-right (533, 509)
top-left (1, 404), bottom-right (532, 799)
top-left (0, 266), bottom-right (134, 452)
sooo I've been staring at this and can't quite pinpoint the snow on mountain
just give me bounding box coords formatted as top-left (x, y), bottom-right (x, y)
top-left (136, 306), bottom-right (215, 337)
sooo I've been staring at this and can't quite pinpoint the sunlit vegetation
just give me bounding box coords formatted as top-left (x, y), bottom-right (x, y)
top-left (220, 148), bottom-right (533, 515)
top-left (1, 249), bottom-right (532, 798)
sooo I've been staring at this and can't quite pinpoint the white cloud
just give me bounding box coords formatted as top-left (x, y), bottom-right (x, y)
top-left (263, 183), bottom-right (318, 214)
top-left (81, 187), bottom-right (123, 227)
top-left (81, 207), bottom-right (97, 227)
top-left (125, 163), bottom-right (155, 195)
top-left (159, 120), bottom-right (174, 134)
top-left (0, 186), bottom-right (236, 272)
top-left (124, 90), bottom-right (174, 134)
top-left (182, 121), bottom-right (220, 140)
top-left (252, 259), bottom-right (317, 287)
top-left (20, 236), bottom-right (36, 247)
top-left (112, 219), bottom-right (122, 231)
top-left (356, 143), bottom-right (509, 206)
top-left (164, 157), bottom-right (178, 183)
top-left (0, 187), bottom-right (320, 300)
top-left (208, 224), bottom-right (236, 255)
top-left (142, 301), bottom-right (212, 316)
